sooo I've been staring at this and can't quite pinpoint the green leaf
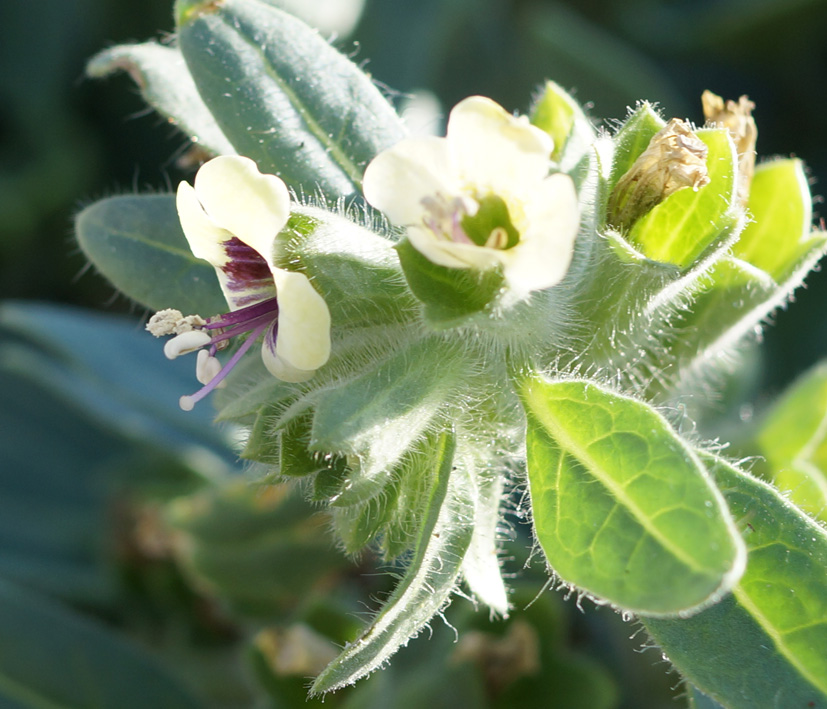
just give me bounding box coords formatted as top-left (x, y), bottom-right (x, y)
top-left (75, 194), bottom-right (226, 314)
top-left (395, 238), bottom-right (505, 327)
top-left (0, 577), bottom-right (202, 708)
top-left (176, 0), bottom-right (405, 200)
top-left (754, 360), bottom-right (827, 522)
top-left (167, 482), bottom-right (346, 617)
top-left (311, 336), bottom-right (467, 502)
top-left (459, 455), bottom-right (509, 616)
top-left (645, 456), bottom-right (827, 706)
top-left (310, 431), bottom-right (474, 694)
top-left (86, 42), bottom-right (235, 157)
top-left (627, 128), bottom-right (739, 268)
top-left (276, 207), bottom-right (416, 329)
top-left (329, 431), bottom-right (448, 557)
top-left (519, 376), bottom-right (746, 615)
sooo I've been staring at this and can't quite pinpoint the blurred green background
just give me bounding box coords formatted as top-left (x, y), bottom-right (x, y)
top-left (3, 0), bottom-right (827, 394)
top-left (1, 1), bottom-right (826, 706)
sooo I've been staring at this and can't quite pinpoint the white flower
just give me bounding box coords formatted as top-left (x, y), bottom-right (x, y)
top-left (363, 96), bottom-right (580, 295)
top-left (149, 156), bottom-right (331, 410)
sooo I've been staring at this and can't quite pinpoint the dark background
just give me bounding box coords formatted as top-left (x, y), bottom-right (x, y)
top-left (3, 0), bottom-right (827, 394)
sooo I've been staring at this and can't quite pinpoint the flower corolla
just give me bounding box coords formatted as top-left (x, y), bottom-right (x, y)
top-left (149, 155), bottom-right (331, 410)
top-left (363, 96), bottom-right (580, 295)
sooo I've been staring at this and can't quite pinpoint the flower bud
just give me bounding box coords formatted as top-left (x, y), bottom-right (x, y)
top-left (608, 118), bottom-right (710, 232)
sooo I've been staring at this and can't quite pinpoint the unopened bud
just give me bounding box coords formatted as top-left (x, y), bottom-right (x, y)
top-left (702, 90), bottom-right (757, 205)
top-left (609, 118), bottom-right (710, 232)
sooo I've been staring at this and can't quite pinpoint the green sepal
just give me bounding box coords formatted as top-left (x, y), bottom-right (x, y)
top-left (395, 238), bottom-right (505, 327)
top-left (86, 42), bottom-right (235, 157)
top-left (530, 79), bottom-right (595, 170)
top-left (167, 481), bottom-right (346, 617)
top-left (754, 360), bottom-right (827, 522)
top-left (310, 431), bottom-right (474, 695)
top-left (518, 375), bottom-right (746, 616)
top-left (279, 411), bottom-right (348, 479)
top-left (734, 159), bottom-right (816, 280)
top-left (645, 455), bottom-right (827, 705)
top-left (275, 207), bottom-right (416, 328)
top-left (626, 128), bottom-right (740, 269)
top-left (604, 102), bottom-right (665, 203)
top-left (75, 194), bottom-right (226, 314)
top-left (176, 0), bottom-right (405, 201)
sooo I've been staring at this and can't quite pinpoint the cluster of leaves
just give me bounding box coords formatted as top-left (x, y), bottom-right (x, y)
top-left (8, 0), bottom-right (822, 707)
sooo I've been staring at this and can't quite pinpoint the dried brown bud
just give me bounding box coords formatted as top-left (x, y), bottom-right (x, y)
top-left (702, 90), bottom-right (757, 204)
top-left (609, 118), bottom-right (711, 232)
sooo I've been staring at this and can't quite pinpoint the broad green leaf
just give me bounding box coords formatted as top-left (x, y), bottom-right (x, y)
top-left (755, 360), bottom-right (827, 522)
top-left (311, 336), bottom-right (467, 501)
top-left (167, 482), bottom-right (346, 617)
top-left (519, 376), bottom-right (746, 615)
top-left (86, 42), bottom-right (235, 157)
top-left (628, 128), bottom-right (739, 268)
top-left (176, 0), bottom-right (405, 200)
top-left (0, 577), bottom-right (202, 708)
top-left (311, 432), bottom-right (474, 694)
top-left (75, 194), bottom-right (226, 315)
top-left (645, 456), bottom-right (827, 706)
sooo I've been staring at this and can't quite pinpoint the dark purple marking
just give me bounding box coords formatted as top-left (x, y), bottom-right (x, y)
top-left (221, 237), bottom-right (272, 292)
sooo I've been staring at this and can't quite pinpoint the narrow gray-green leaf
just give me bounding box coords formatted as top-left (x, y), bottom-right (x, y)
top-left (459, 452), bottom-right (509, 616)
top-left (75, 194), bottom-right (226, 314)
top-left (0, 578), bottom-right (202, 708)
top-left (176, 0), bottom-right (406, 200)
top-left (311, 432), bottom-right (473, 694)
top-left (519, 376), bottom-right (746, 616)
top-left (87, 42), bottom-right (235, 157)
top-left (646, 455), bottom-right (827, 706)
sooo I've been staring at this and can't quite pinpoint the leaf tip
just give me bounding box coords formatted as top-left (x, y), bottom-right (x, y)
top-left (175, 0), bottom-right (224, 27)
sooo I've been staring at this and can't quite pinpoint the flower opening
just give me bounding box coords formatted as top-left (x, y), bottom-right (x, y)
top-left (148, 156), bottom-right (331, 410)
top-left (363, 96), bottom-right (580, 296)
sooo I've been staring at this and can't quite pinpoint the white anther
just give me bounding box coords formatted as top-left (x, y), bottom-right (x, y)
top-left (196, 349), bottom-right (224, 386)
top-left (179, 395), bottom-right (195, 412)
top-left (163, 330), bottom-right (212, 359)
top-left (146, 309), bottom-right (184, 337)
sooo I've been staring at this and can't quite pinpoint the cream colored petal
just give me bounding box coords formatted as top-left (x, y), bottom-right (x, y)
top-left (407, 227), bottom-right (505, 272)
top-left (363, 136), bottom-right (458, 225)
top-left (176, 181), bottom-right (232, 267)
top-left (502, 173), bottom-right (580, 293)
top-left (261, 269), bottom-right (331, 380)
top-left (447, 96), bottom-right (553, 192)
top-left (193, 155), bottom-right (290, 264)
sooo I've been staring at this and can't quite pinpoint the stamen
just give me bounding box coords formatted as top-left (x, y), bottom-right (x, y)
top-left (179, 322), bottom-right (270, 411)
top-left (196, 349), bottom-right (224, 386)
top-left (203, 296), bottom-right (279, 329)
top-left (164, 330), bottom-right (212, 359)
